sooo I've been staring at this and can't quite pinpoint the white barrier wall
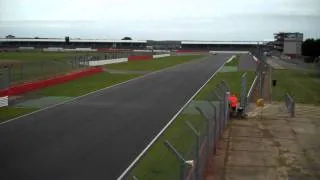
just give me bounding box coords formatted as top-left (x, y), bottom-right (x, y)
top-left (0, 96), bottom-right (8, 107)
top-left (153, 54), bottom-right (171, 59)
top-left (43, 48), bottom-right (97, 52)
top-left (18, 47), bottom-right (35, 50)
top-left (43, 47), bottom-right (64, 52)
top-left (89, 58), bottom-right (128, 66)
top-left (133, 50), bottom-right (170, 53)
top-left (210, 51), bottom-right (250, 54)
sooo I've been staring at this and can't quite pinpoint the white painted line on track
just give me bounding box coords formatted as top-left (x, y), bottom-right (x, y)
top-left (117, 55), bottom-right (231, 180)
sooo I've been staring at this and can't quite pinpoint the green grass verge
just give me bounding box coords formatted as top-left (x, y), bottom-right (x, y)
top-left (272, 70), bottom-right (320, 105)
top-left (130, 70), bottom-right (254, 179)
top-left (0, 52), bottom-right (104, 61)
top-left (0, 107), bottom-right (37, 122)
top-left (196, 71), bottom-right (255, 100)
top-left (0, 72), bottom-right (140, 122)
top-left (131, 114), bottom-right (205, 180)
top-left (225, 55), bottom-right (239, 67)
top-left (105, 55), bottom-right (203, 71)
top-left (34, 72), bottom-right (140, 97)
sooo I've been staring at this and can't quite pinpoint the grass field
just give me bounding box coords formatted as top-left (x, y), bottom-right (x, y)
top-left (272, 69), bottom-right (320, 105)
top-left (130, 70), bottom-right (255, 179)
top-left (0, 107), bottom-right (36, 122)
top-left (196, 71), bottom-right (255, 100)
top-left (225, 55), bottom-right (239, 67)
top-left (35, 72), bottom-right (140, 97)
top-left (105, 55), bottom-right (203, 71)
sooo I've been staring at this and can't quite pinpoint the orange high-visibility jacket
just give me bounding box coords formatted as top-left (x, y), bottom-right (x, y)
top-left (228, 95), bottom-right (238, 108)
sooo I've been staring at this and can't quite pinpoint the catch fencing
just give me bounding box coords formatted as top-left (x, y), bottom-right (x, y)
top-left (0, 58), bottom-right (89, 90)
top-left (124, 81), bottom-right (230, 180)
top-left (244, 54), bottom-right (272, 112)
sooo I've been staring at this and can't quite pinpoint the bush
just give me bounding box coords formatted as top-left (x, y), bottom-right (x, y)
top-left (304, 57), bottom-right (315, 63)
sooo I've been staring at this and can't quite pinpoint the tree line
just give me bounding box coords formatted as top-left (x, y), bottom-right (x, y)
top-left (302, 38), bottom-right (320, 57)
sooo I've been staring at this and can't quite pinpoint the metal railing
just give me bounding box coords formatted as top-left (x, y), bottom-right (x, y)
top-left (284, 93), bottom-right (295, 117)
top-left (245, 54), bottom-right (271, 112)
top-left (124, 81), bottom-right (230, 180)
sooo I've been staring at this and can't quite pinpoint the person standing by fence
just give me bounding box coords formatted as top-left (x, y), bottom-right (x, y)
top-left (228, 92), bottom-right (239, 116)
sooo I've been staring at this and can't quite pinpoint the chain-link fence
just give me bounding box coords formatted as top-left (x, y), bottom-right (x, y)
top-left (0, 58), bottom-right (89, 90)
top-left (122, 81), bottom-right (230, 180)
top-left (245, 52), bottom-right (272, 112)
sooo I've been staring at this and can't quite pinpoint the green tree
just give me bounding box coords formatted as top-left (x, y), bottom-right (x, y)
top-left (302, 39), bottom-right (317, 57)
top-left (121, 37), bottom-right (132, 40)
top-left (316, 39), bottom-right (320, 57)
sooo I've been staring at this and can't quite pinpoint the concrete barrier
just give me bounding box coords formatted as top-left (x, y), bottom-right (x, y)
top-left (18, 47), bottom-right (35, 50)
top-left (89, 58), bottom-right (128, 66)
top-left (43, 47), bottom-right (64, 52)
top-left (153, 54), bottom-right (171, 59)
top-left (210, 51), bottom-right (250, 54)
top-left (128, 55), bottom-right (153, 61)
top-left (0, 96), bottom-right (8, 107)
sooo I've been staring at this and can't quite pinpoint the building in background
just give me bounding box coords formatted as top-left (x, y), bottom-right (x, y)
top-left (274, 32), bottom-right (303, 58)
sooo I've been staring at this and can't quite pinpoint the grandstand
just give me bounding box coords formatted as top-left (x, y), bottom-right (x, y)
top-left (0, 38), bottom-right (267, 51)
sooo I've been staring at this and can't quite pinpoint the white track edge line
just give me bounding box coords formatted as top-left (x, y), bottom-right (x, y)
top-left (117, 55), bottom-right (230, 180)
top-left (0, 56), bottom-right (206, 126)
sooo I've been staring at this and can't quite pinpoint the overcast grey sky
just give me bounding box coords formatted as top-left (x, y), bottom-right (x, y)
top-left (0, 0), bottom-right (319, 40)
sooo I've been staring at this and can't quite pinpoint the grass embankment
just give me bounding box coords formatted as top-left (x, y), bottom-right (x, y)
top-left (0, 107), bottom-right (36, 123)
top-left (105, 55), bottom-right (203, 71)
top-left (130, 70), bottom-right (255, 179)
top-left (272, 70), bottom-right (320, 105)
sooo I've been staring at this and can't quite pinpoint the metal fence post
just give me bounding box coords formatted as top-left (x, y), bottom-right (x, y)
top-left (20, 64), bottom-right (24, 81)
top-left (240, 72), bottom-right (247, 109)
top-left (196, 106), bottom-right (211, 157)
top-left (164, 141), bottom-right (187, 180)
top-left (210, 103), bottom-right (218, 154)
top-left (185, 121), bottom-right (200, 180)
top-left (8, 65), bottom-right (12, 86)
top-left (224, 91), bottom-right (229, 125)
top-left (291, 101), bottom-right (295, 118)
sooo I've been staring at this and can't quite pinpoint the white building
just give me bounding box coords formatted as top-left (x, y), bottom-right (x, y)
top-left (274, 32), bottom-right (303, 58)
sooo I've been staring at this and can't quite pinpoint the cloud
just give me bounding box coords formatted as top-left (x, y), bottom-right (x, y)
top-left (0, 0), bottom-right (319, 40)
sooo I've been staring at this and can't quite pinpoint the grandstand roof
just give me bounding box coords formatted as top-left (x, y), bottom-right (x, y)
top-left (181, 41), bottom-right (262, 45)
top-left (0, 38), bottom-right (147, 43)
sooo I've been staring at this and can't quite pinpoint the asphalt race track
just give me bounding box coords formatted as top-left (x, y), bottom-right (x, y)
top-left (238, 53), bottom-right (257, 71)
top-left (0, 54), bottom-right (231, 180)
